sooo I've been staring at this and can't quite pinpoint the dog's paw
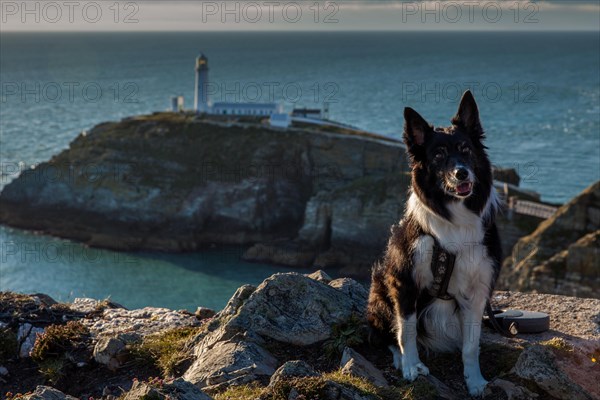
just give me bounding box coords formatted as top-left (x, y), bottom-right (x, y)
top-left (466, 376), bottom-right (489, 397)
top-left (401, 360), bottom-right (429, 381)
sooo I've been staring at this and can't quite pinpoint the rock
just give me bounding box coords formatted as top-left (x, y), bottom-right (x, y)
top-left (514, 345), bottom-right (593, 400)
top-left (82, 306), bottom-right (200, 339)
top-left (30, 294), bottom-right (57, 307)
top-left (70, 297), bottom-right (124, 314)
top-left (183, 273), bottom-right (368, 390)
top-left (488, 291), bottom-right (600, 340)
top-left (220, 284), bottom-right (256, 316)
top-left (500, 181), bottom-right (600, 298)
top-left (306, 269), bottom-right (333, 283)
top-left (195, 307), bottom-right (216, 320)
top-left (21, 386), bottom-right (78, 400)
top-left (487, 378), bottom-right (538, 400)
top-left (17, 323), bottom-right (44, 358)
top-left (566, 230), bottom-right (600, 277)
top-left (123, 378), bottom-right (212, 400)
top-left (93, 336), bottom-right (126, 370)
top-left (269, 360), bottom-right (319, 386)
top-left (340, 347), bottom-right (388, 387)
top-left (492, 166), bottom-right (521, 186)
top-left (183, 339), bottom-right (278, 391)
top-left (329, 278), bottom-right (369, 311)
top-left (320, 380), bottom-right (373, 400)
top-left (223, 273), bottom-right (368, 346)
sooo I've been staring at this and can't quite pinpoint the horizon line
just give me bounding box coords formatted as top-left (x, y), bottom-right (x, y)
top-left (2, 28), bottom-right (599, 33)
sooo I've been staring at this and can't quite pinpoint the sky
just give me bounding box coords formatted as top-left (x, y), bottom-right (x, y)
top-left (0, 0), bottom-right (599, 32)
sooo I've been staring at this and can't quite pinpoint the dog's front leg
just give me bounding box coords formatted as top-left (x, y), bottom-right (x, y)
top-left (460, 296), bottom-right (488, 396)
top-left (397, 312), bottom-right (429, 381)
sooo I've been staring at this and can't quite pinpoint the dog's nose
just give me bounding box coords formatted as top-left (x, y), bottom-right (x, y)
top-left (455, 168), bottom-right (469, 181)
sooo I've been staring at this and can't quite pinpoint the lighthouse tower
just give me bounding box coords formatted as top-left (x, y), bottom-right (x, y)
top-left (194, 53), bottom-right (209, 113)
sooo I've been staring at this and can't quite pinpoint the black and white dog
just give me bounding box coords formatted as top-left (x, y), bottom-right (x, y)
top-left (367, 91), bottom-right (502, 396)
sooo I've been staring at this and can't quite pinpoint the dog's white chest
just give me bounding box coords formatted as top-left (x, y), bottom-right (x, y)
top-left (409, 195), bottom-right (495, 298)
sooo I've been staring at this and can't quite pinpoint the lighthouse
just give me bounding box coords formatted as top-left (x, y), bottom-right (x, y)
top-left (194, 53), bottom-right (209, 113)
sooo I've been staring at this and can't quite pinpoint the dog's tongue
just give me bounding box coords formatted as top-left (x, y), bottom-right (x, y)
top-left (457, 182), bottom-right (471, 195)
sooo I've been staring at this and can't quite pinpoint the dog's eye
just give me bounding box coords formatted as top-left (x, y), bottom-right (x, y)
top-left (434, 152), bottom-right (445, 161)
top-left (461, 147), bottom-right (471, 155)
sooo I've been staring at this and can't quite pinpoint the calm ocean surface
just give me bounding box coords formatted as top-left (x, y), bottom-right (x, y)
top-left (1, 32), bottom-right (598, 309)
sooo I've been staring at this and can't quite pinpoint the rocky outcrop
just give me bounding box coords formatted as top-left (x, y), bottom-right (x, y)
top-left (340, 347), bottom-right (388, 387)
top-left (182, 272), bottom-right (368, 391)
top-left (2, 274), bottom-right (599, 400)
top-left (499, 181), bottom-right (600, 298)
top-left (19, 386), bottom-right (78, 400)
top-left (122, 378), bottom-right (212, 400)
top-left (514, 345), bottom-right (594, 400)
top-left (0, 113), bottom-right (405, 273)
top-left (0, 113), bottom-right (543, 277)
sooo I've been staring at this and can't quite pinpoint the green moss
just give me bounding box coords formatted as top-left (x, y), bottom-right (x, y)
top-left (267, 372), bottom-right (381, 400)
top-left (214, 382), bottom-right (265, 400)
top-left (323, 314), bottom-right (367, 360)
top-left (29, 321), bottom-right (88, 385)
top-left (37, 357), bottom-right (66, 385)
top-left (0, 327), bottom-right (18, 363)
top-left (480, 343), bottom-right (523, 377)
top-left (129, 326), bottom-right (203, 377)
top-left (30, 321), bottom-right (88, 361)
top-left (541, 337), bottom-right (573, 354)
top-left (325, 369), bottom-right (380, 396)
top-left (214, 369), bottom-right (436, 400)
top-left (395, 378), bottom-right (438, 400)
top-left (139, 393), bottom-right (162, 400)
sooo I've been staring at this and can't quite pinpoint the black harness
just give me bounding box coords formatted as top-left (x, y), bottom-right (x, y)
top-left (429, 239), bottom-right (517, 338)
top-left (429, 242), bottom-right (456, 300)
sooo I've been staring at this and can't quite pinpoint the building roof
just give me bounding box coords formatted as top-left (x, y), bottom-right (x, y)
top-left (213, 102), bottom-right (278, 109)
top-left (293, 108), bottom-right (321, 114)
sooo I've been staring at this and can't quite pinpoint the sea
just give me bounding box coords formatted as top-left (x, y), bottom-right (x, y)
top-left (1, 32), bottom-right (599, 310)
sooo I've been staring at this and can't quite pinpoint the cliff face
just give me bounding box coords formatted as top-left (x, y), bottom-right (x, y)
top-left (498, 181), bottom-right (600, 298)
top-left (0, 113), bottom-right (407, 262)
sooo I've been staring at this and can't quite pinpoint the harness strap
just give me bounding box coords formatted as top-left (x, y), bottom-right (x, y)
top-left (428, 239), bottom-right (517, 338)
top-left (429, 241), bottom-right (456, 300)
top-left (485, 301), bottom-right (518, 338)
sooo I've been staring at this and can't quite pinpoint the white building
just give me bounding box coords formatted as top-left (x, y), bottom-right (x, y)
top-left (269, 113), bottom-right (291, 128)
top-left (186, 53), bottom-right (335, 130)
top-left (193, 53), bottom-right (282, 117)
top-left (212, 102), bottom-right (282, 116)
top-left (171, 96), bottom-right (185, 112)
top-left (194, 54), bottom-right (210, 113)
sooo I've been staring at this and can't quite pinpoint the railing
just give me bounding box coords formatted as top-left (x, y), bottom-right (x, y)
top-left (510, 199), bottom-right (558, 219)
top-left (495, 182), bottom-right (559, 220)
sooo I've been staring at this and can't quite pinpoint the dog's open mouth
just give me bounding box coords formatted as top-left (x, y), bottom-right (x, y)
top-left (455, 181), bottom-right (473, 197)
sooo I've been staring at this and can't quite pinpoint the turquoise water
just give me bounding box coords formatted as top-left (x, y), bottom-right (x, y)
top-left (0, 225), bottom-right (307, 311)
top-left (1, 32), bottom-right (598, 309)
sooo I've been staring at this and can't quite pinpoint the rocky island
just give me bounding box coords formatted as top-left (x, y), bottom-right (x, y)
top-left (3, 112), bottom-right (596, 296)
top-left (0, 113), bottom-right (409, 275)
top-left (1, 272), bottom-right (599, 399)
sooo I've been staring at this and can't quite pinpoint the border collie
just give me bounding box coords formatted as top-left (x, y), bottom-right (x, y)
top-left (367, 90), bottom-right (501, 396)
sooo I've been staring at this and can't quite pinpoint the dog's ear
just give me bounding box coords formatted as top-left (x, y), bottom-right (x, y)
top-left (452, 90), bottom-right (484, 140)
top-left (403, 107), bottom-right (431, 154)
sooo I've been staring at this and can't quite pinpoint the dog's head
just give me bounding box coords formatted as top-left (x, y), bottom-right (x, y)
top-left (403, 90), bottom-right (494, 217)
